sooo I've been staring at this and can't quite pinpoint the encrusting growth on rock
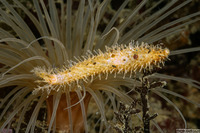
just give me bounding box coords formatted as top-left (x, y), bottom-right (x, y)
top-left (32, 41), bottom-right (170, 95)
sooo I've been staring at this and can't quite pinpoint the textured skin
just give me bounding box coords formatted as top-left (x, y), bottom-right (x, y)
top-left (32, 41), bottom-right (170, 93)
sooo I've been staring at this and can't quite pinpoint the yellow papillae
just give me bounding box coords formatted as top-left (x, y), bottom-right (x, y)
top-left (32, 41), bottom-right (170, 93)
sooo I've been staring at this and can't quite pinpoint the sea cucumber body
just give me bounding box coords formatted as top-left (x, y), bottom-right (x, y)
top-left (33, 42), bottom-right (170, 89)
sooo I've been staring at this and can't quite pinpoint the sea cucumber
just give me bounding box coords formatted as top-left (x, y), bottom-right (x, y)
top-left (32, 41), bottom-right (170, 94)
